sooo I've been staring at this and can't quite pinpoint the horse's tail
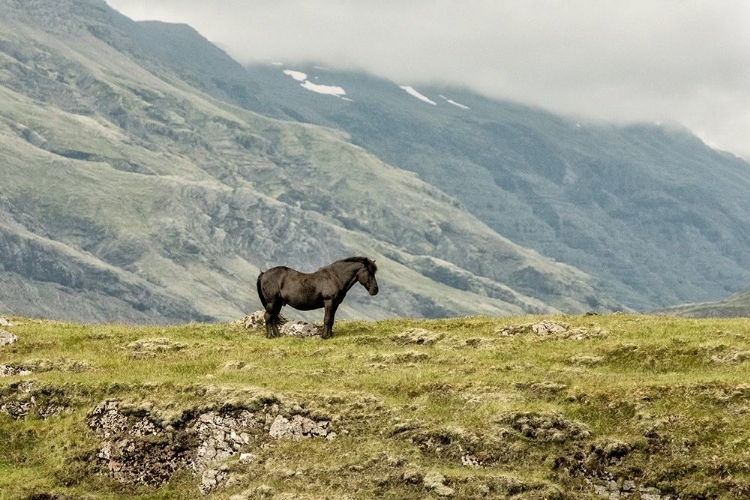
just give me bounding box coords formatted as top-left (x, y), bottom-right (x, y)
top-left (256, 271), bottom-right (267, 309)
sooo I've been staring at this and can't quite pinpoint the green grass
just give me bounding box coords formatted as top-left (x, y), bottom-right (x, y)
top-left (3, 314), bottom-right (750, 499)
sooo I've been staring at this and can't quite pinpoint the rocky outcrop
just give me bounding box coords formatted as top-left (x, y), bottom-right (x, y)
top-left (239, 310), bottom-right (322, 337)
top-left (0, 380), bottom-right (68, 419)
top-left (497, 321), bottom-right (606, 340)
top-left (268, 414), bottom-right (336, 441)
top-left (0, 329), bottom-right (17, 346)
top-left (87, 399), bottom-right (334, 494)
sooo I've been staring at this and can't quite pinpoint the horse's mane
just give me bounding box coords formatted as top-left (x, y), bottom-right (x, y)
top-left (339, 256), bottom-right (378, 273)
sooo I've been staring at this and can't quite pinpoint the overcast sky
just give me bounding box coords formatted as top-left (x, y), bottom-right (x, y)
top-left (105, 0), bottom-right (750, 160)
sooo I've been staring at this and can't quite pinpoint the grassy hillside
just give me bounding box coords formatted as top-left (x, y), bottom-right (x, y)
top-left (656, 287), bottom-right (750, 318)
top-left (2, 314), bottom-right (750, 499)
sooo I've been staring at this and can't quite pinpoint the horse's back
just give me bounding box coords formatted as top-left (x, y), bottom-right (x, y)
top-left (259, 266), bottom-right (307, 297)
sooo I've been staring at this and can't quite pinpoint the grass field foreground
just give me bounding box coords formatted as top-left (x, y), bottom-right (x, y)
top-left (2, 314), bottom-right (750, 499)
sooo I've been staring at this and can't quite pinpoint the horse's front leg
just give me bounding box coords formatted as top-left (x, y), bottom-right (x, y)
top-left (321, 299), bottom-right (339, 339)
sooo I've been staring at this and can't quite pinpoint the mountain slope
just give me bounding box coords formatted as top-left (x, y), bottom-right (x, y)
top-left (0, 0), bottom-right (615, 322)
top-left (234, 64), bottom-right (750, 311)
top-left (655, 287), bottom-right (750, 318)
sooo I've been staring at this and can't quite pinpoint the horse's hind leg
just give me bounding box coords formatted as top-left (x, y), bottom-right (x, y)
top-left (264, 301), bottom-right (283, 338)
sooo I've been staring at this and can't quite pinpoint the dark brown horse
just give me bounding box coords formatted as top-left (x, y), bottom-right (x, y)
top-left (256, 257), bottom-right (379, 339)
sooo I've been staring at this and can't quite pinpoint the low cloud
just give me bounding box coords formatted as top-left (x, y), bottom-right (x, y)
top-left (107, 0), bottom-right (750, 158)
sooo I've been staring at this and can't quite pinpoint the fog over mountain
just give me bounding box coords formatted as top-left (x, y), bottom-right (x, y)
top-left (106, 0), bottom-right (750, 160)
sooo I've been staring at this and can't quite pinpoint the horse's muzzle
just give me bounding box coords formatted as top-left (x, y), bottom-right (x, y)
top-left (370, 286), bottom-right (379, 296)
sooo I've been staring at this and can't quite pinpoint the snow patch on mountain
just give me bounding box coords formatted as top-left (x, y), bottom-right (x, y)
top-left (301, 80), bottom-right (346, 97)
top-left (283, 70), bottom-right (308, 82)
top-left (281, 69), bottom-right (347, 98)
top-left (439, 95), bottom-right (470, 110)
top-left (399, 86), bottom-right (437, 105)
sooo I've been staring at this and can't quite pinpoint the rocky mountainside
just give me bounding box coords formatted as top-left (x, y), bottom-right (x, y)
top-left (0, 0), bottom-right (614, 323)
top-left (237, 64), bottom-right (750, 311)
top-left (83, 8), bottom-right (750, 313)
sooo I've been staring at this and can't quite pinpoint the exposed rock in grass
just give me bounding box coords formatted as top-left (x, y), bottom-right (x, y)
top-left (497, 321), bottom-right (605, 340)
top-left (21, 358), bottom-right (90, 373)
top-left (199, 467), bottom-right (229, 496)
top-left (0, 365), bottom-right (32, 377)
top-left (269, 414), bottom-right (335, 440)
top-left (589, 477), bottom-right (676, 499)
top-left (461, 454), bottom-right (483, 468)
top-left (238, 310), bottom-right (281, 329)
top-left (532, 321), bottom-right (568, 335)
top-left (0, 359), bottom-right (89, 377)
top-left (88, 401), bottom-right (185, 485)
top-left (126, 338), bottom-right (187, 357)
top-left (280, 320), bottom-right (322, 337)
top-left (193, 410), bottom-right (259, 472)
top-left (391, 328), bottom-right (444, 346)
top-left (0, 329), bottom-right (18, 346)
top-left (0, 381), bottom-right (69, 419)
top-left (0, 317), bottom-right (13, 326)
top-left (87, 399), bottom-right (334, 494)
top-left (238, 311), bottom-right (321, 337)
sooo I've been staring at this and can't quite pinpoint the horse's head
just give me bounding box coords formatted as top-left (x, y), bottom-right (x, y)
top-left (357, 259), bottom-right (379, 296)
